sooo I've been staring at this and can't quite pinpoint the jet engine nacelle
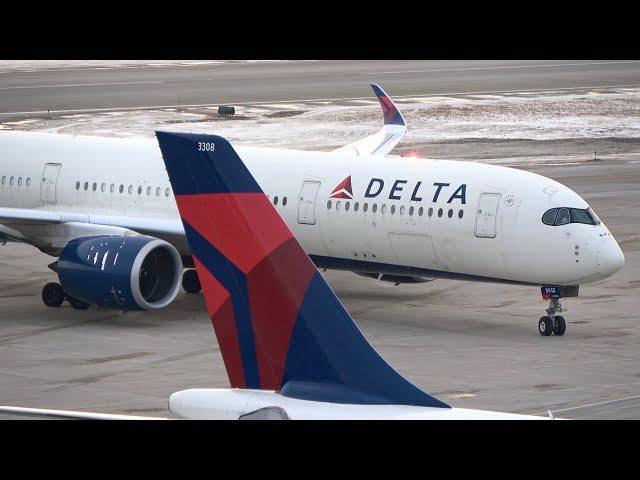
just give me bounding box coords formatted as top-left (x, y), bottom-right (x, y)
top-left (56, 235), bottom-right (183, 310)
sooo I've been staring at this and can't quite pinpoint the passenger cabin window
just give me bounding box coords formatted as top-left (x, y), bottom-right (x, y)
top-left (542, 207), bottom-right (600, 226)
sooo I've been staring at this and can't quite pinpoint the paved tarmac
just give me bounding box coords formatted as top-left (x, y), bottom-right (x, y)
top-left (1, 60), bottom-right (639, 119)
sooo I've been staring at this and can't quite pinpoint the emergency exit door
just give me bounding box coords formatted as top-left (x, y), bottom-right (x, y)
top-left (298, 181), bottom-right (321, 225)
top-left (41, 163), bottom-right (62, 204)
top-left (475, 193), bottom-right (501, 238)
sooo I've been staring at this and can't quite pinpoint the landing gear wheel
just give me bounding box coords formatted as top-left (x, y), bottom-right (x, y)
top-left (42, 282), bottom-right (64, 307)
top-left (182, 269), bottom-right (201, 294)
top-left (553, 316), bottom-right (566, 336)
top-left (68, 296), bottom-right (90, 310)
top-left (538, 316), bottom-right (553, 336)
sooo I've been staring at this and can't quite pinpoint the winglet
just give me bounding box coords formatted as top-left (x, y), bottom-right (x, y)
top-left (333, 84), bottom-right (407, 156)
top-left (371, 83), bottom-right (406, 126)
top-left (156, 131), bottom-right (448, 409)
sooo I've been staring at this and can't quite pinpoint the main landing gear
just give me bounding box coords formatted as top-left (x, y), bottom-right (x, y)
top-left (41, 282), bottom-right (90, 310)
top-left (182, 269), bottom-right (201, 294)
top-left (538, 285), bottom-right (577, 336)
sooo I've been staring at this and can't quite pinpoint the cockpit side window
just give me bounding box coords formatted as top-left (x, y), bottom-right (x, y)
top-left (569, 208), bottom-right (594, 225)
top-left (542, 208), bottom-right (558, 225)
top-left (555, 208), bottom-right (570, 225)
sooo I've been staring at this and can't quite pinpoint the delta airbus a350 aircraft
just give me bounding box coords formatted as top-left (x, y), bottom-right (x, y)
top-left (0, 132), bottom-right (545, 420)
top-left (0, 85), bottom-right (624, 335)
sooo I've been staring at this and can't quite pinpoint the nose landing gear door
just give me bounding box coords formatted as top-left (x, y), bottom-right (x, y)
top-left (297, 181), bottom-right (321, 225)
top-left (475, 193), bottom-right (501, 238)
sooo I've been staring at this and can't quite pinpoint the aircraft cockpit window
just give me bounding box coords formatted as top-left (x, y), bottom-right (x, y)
top-left (555, 208), bottom-right (570, 225)
top-left (542, 208), bottom-right (558, 225)
top-left (542, 207), bottom-right (600, 226)
top-left (570, 207), bottom-right (601, 225)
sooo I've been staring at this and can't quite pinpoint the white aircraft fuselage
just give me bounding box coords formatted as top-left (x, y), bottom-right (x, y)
top-left (0, 131), bottom-right (624, 288)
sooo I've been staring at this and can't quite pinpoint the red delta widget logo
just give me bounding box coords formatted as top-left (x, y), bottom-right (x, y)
top-left (329, 175), bottom-right (353, 199)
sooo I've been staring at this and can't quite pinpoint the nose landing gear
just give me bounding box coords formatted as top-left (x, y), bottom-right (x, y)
top-left (538, 286), bottom-right (577, 336)
top-left (538, 298), bottom-right (566, 336)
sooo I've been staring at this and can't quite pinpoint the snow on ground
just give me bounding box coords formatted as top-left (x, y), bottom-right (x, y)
top-left (1, 87), bottom-right (639, 156)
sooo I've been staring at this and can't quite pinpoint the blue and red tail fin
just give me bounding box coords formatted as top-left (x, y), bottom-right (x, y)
top-left (371, 83), bottom-right (406, 127)
top-left (155, 131), bottom-right (448, 408)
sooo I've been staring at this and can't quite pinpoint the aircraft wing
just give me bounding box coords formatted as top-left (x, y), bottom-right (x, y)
top-left (0, 405), bottom-right (168, 420)
top-left (0, 207), bottom-right (185, 243)
top-left (333, 84), bottom-right (406, 157)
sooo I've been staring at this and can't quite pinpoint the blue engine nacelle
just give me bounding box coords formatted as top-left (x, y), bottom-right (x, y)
top-left (56, 235), bottom-right (183, 310)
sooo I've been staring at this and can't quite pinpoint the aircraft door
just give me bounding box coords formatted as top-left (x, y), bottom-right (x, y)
top-left (298, 181), bottom-right (321, 225)
top-left (475, 193), bottom-right (501, 238)
top-left (41, 163), bottom-right (62, 204)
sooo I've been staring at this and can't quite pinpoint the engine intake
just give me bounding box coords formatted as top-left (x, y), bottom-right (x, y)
top-left (56, 235), bottom-right (183, 310)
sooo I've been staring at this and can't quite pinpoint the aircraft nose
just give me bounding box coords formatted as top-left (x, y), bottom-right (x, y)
top-left (599, 238), bottom-right (625, 277)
